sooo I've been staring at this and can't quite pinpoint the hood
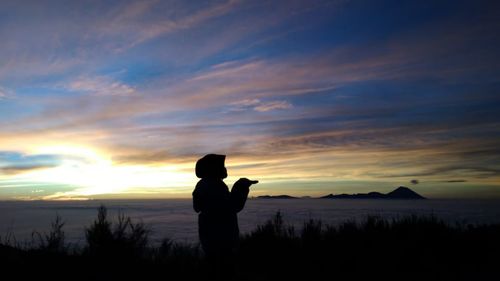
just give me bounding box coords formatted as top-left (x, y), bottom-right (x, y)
top-left (195, 154), bottom-right (227, 179)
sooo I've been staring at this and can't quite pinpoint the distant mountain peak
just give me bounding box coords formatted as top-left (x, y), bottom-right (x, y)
top-left (386, 186), bottom-right (426, 199)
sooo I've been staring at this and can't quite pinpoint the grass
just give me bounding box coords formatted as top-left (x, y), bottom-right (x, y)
top-left (1, 207), bottom-right (499, 280)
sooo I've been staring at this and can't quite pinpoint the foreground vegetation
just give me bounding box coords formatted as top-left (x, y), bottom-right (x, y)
top-left (1, 206), bottom-right (499, 280)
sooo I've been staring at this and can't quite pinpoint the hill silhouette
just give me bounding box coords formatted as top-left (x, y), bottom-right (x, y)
top-left (256, 195), bottom-right (298, 199)
top-left (320, 186), bottom-right (426, 199)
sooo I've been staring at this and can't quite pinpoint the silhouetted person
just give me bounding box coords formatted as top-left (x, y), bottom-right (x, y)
top-left (192, 154), bottom-right (258, 280)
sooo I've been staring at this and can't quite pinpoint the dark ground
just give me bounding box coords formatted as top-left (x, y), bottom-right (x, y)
top-left (1, 206), bottom-right (499, 280)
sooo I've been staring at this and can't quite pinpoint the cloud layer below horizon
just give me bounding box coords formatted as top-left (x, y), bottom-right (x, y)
top-left (1, 0), bottom-right (500, 199)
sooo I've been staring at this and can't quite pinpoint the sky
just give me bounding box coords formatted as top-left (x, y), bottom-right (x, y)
top-left (0, 0), bottom-right (499, 200)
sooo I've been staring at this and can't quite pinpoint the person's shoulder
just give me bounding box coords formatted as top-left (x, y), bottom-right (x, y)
top-left (197, 178), bottom-right (212, 186)
top-left (194, 179), bottom-right (206, 189)
top-left (194, 178), bottom-right (215, 191)
top-left (196, 178), bottom-right (228, 189)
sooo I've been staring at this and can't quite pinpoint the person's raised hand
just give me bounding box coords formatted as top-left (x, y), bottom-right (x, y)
top-left (234, 178), bottom-right (258, 189)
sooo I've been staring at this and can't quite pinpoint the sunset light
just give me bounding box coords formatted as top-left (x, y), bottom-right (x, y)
top-left (3, 144), bottom-right (194, 200)
top-left (0, 0), bottom-right (499, 200)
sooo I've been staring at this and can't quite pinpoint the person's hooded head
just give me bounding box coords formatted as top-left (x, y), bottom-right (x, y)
top-left (195, 154), bottom-right (227, 179)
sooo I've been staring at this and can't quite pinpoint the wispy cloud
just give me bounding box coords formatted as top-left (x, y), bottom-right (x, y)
top-left (254, 100), bottom-right (292, 112)
top-left (0, 86), bottom-right (13, 99)
top-left (66, 76), bottom-right (136, 96)
top-left (229, 99), bottom-right (292, 112)
top-left (0, 152), bottom-right (61, 176)
top-left (0, 90), bottom-right (6, 99)
top-left (229, 99), bottom-right (261, 109)
top-left (100, 0), bottom-right (243, 50)
top-left (0, 164), bottom-right (56, 175)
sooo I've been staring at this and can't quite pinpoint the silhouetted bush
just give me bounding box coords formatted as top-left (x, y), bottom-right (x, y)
top-left (84, 205), bottom-right (151, 260)
top-left (32, 214), bottom-right (66, 253)
top-left (1, 208), bottom-right (499, 280)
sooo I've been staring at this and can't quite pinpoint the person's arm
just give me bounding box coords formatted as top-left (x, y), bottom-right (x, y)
top-left (230, 178), bottom-right (258, 212)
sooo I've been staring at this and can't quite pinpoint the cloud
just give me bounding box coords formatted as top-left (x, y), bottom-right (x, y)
top-left (0, 164), bottom-right (56, 175)
top-left (0, 151), bottom-right (61, 175)
top-left (229, 99), bottom-right (292, 112)
top-left (0, 0), bottom-right (245, 83)
top-left (112, 150), bottom-right (177, 165)
top-left (96, 0), bottom-right (244, 50)
top-left (254, 100), bottom-right (293, 112)
top-left (0, 86), bottom-right (13, 99)
top-left (66, 76), bottom-right (136, 96)
top-left (41, 192), bottom-right (90, 201)
top-left (230, 98), bottom-right (261, 107)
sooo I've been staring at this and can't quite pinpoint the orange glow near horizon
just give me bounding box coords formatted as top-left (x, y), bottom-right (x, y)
top-left (2, 142), bottom-right (497, 200)
top-left (1, 1), bottom-right (499, 200)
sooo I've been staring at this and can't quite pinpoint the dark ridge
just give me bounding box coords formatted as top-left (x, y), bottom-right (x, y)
top-left (256, 195), bottom-right (298, 199)
top-left (320, 186), bottom-right (426, 200)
